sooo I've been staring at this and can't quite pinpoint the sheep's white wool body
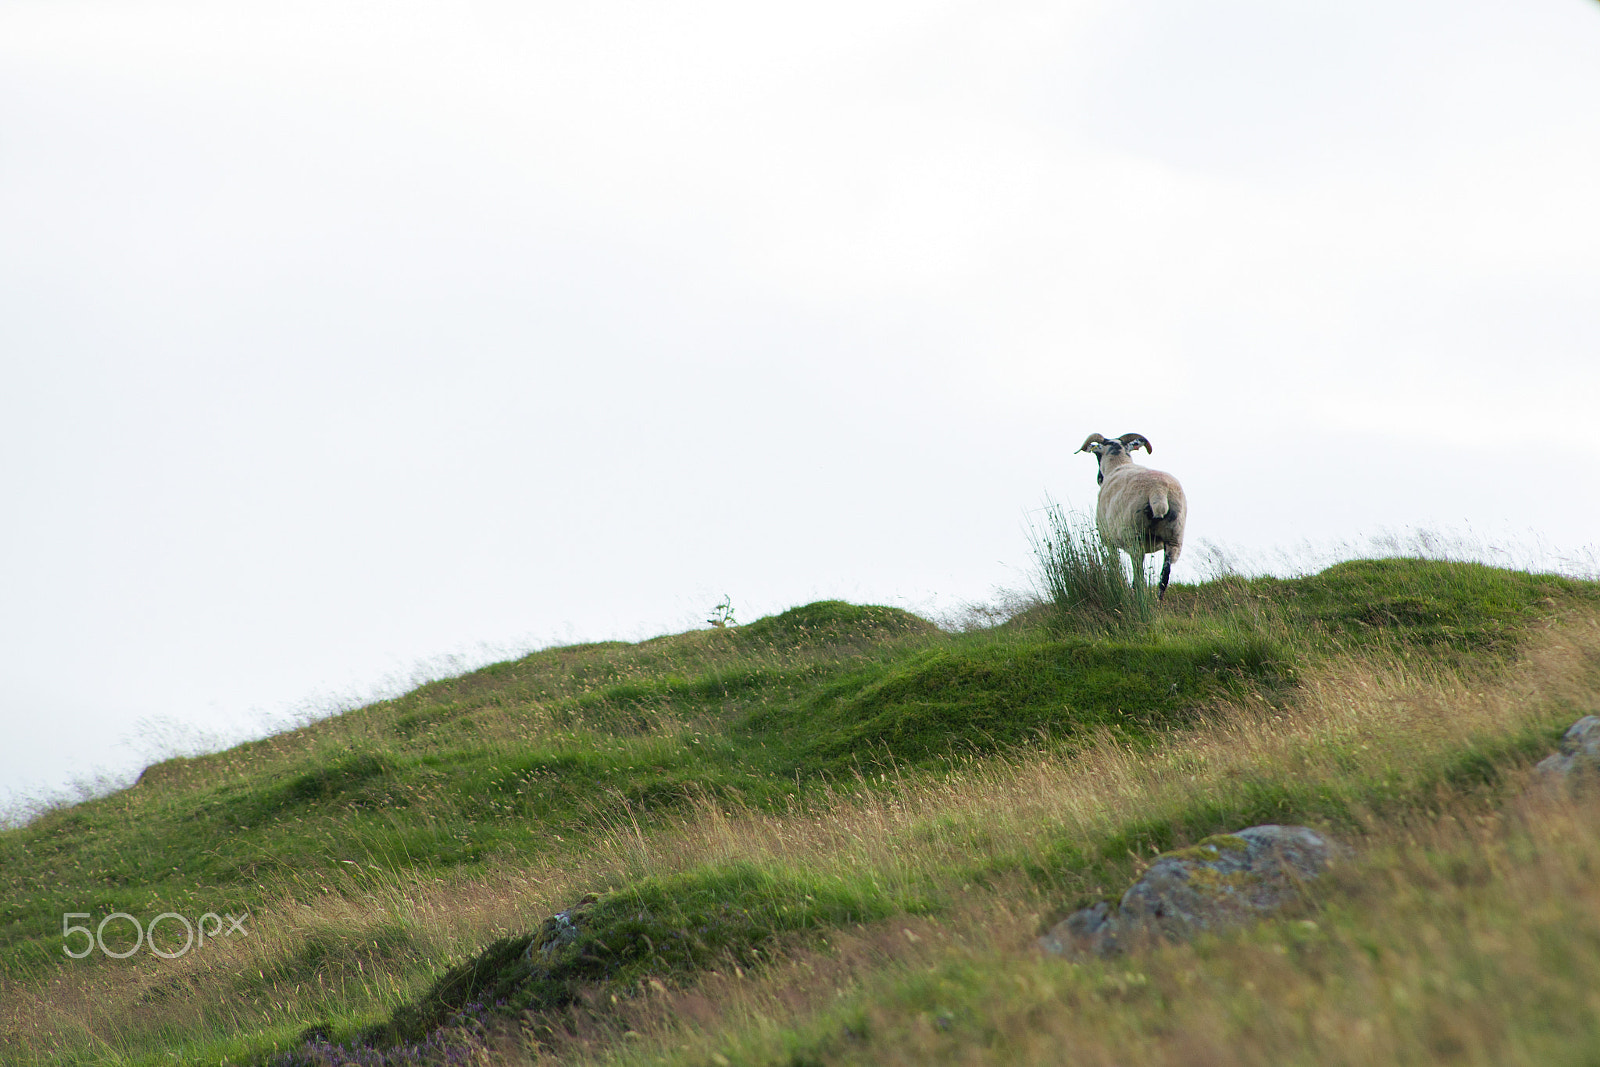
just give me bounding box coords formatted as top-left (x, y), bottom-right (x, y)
top-left (1079, 433), bottom-right (1187, 599)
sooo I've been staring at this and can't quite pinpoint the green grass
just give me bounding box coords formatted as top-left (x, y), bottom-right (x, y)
top-left (1, 558), bottom-right (1596, 1065)
top-left (1028, 503), bottom-right (1156, 631)
top-left (679, 789), bottom-right (1600, 1067)
top-left (1258, 556), bottom-right (1557, 665)
top-left (757, 630), bottom-right (1286, 770)
top-left (337, 702), bottom-right (1581, 1065)
top-left (351, 861), bottom-right (932, 1053)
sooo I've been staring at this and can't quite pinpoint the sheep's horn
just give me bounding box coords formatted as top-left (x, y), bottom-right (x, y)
top-left (1118, 433), bottom-right (1152, 454)
top-left (1077, 433), bottom-right (1106, 453)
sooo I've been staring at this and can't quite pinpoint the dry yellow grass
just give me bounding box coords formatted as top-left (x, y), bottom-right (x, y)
top-left (507, 608), bottom-right (1600, 1066)
top-left (608, 786), bottom-right (1600, 1067)
top-left (3, 608), bottom-right (1596, 1065)
top-left (555, 606), bottom-right (1600, 896)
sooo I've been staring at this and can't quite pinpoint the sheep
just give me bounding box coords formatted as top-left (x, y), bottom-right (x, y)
top-left (1076, 432), bottom-right (1187, 600)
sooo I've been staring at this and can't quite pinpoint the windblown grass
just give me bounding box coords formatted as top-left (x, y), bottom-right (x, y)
top-left (604, 782), bottom-right (1600, 1067)
top-left (484, 608), bottom-right (1600, 1066)
top-left (1028, 503), bottom-right (1155, 631)
top-left (0, 561), bottom-right (1595, 1065)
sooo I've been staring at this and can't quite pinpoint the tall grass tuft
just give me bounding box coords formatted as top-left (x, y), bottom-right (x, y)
top-left (1029, 502), bottom-right (1154, 630)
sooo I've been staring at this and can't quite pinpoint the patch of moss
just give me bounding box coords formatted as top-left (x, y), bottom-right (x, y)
top-left (1179, 865), bottom-right (1256, 895)
top-left (1163, 833), bottom-right (1250, 863)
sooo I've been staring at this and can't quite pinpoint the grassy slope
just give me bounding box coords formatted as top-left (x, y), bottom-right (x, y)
top-left (0, 560), bottom-right (1596, 1065)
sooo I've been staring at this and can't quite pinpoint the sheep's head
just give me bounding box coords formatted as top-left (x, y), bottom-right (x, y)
top-left (1077, 432), bottom-right (1152, 485)
top-left (1076, 432), bottom-right (1152, 456)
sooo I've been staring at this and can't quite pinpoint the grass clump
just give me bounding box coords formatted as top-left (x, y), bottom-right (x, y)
top-left (360, 861), bottom-right (923, 1050)
top-left (1029, 503), bottom-right (1155, 631)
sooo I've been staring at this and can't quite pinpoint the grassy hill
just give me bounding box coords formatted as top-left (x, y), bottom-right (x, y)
top-left (2, 558), bottom-right (1598, 1065)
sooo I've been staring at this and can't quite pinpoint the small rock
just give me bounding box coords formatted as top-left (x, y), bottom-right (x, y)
top-left (1037, 900), bottom-right (1119, 957)
top-left (523, 897), bottom-right (596, 962)
top-left (1039, 824), bottom-right (1339, 958)
top-left (1534, 716), bottom-right (1600, 786)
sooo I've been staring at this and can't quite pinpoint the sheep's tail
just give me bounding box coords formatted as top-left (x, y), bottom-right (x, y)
top-left (1145, 489), bottom-right (1170, 521)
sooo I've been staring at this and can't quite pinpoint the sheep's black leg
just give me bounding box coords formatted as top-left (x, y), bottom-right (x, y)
top-left (1158, 552), bottom-right (1172, 600)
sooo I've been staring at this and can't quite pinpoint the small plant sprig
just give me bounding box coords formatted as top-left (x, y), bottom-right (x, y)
top-left (707, 595), bottom-right (737, 629)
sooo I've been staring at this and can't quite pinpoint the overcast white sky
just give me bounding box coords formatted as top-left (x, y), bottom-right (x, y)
top-left (3, 0), bottom-right (1598, 808)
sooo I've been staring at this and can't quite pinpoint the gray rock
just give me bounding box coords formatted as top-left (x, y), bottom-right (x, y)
top-left (522, 892), bottom-right (600, 963)
top-left (1534, 716), bottom-right (1600, 785)
top-left (1039, 824), bottom-right (1339, 958)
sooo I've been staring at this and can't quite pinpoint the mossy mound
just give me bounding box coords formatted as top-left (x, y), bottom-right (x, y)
top-left (733, 600), bottom-right (936, 649)
top-left (1264, 558), bottom-right (1583, 661)
top-left (753, 632), bottom-right (1288, 771)
top-left (360, 861), bottom-right (920, 1049)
